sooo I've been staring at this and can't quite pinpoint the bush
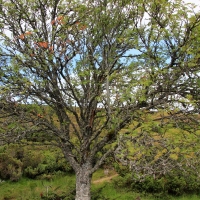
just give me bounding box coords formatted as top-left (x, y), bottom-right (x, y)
top-left (23, 147), bottom-right (73, 178)
top-left (0, 153), bottom-right (23, 181)
top-left (113, 163), bottom-right (200, 197)
top-left (165, 170), bottom-right (200, 195)
top-left (113, 174), bottom-right (133, 191)
top-left (0, 144), bottom-right (73, 181)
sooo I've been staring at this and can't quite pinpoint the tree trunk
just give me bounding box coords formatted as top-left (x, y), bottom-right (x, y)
top-left (75, 163), bottom-right (92, 200)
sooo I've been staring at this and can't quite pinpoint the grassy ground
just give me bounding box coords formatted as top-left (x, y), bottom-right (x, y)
top-left (0, 174), bottom-right (75, 200)
top-left (0, 170), bottom-right (200, 200)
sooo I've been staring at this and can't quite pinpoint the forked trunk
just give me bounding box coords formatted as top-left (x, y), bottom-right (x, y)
top-left (75, 163), bottom-right (92, 200)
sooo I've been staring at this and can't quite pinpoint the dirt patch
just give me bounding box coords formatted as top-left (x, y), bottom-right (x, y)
top-left (92, 174), bottom-right (118, 184)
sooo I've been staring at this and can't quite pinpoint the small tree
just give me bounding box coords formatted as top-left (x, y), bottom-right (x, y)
top-left (0, 0), bottom-right (200, 199)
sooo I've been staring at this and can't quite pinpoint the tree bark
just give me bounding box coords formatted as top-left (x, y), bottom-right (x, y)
top-left (75, 163), bottom-right (92, 200)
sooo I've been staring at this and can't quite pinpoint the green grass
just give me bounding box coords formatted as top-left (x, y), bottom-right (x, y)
top-left (0, 171), bottom-right (200, 200)
top-left (92, 168), bottom-right (116, 180)
top-left (0, 174), bottom-right (75, 200)
top-left (92, 168), bottom-right (106, 180)
top-left (92, 182), bottom-right (142, 200)
top-left (92, 180), bottom-right (200, 200)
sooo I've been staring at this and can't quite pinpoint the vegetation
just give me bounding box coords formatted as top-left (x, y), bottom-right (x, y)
top-left (0, 144), bottom-right (73, 181)
top-left (1, 127), bottom-right (200, 199)
top-left (115, 113), bottom-right (200, 180)
top-left (1, 169), bottom-right (200, 200)
top-left (0, 174), bottom-right (76, 200)
top-left (0, 0), bottom-right (200, 199)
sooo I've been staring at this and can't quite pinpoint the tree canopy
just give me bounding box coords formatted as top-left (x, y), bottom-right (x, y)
top-left (0, 0), bottom-right (200, 199)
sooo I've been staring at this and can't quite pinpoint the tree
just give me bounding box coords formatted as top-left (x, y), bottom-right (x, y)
top-left (0, 0), bottom-right (200, 199)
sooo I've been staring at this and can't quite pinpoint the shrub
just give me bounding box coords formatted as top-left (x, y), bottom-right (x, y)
top-left (0, 144), bottom-right (73, 181)
top-left (0, 153), bottom-right (23, 181)
top-left (165, 170), bottom-right (200, 195)
top-left (22, 149), bottom-right (42, 169)
top-left (23, 148), bottom-right (73, 178)
top-left (113, 163), bottom-right (200, 197)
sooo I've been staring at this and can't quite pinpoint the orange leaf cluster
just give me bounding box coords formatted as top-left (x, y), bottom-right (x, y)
top-left (18, 34), bottom-right (25, 40)
top-left (75, 21), bottom-right (87, 30)
top-left (51, 19), bottom-right (56, 25)
top-left (25, 31), bottom-right (32, 35)
top-left (49, 46), bottom-right (54, 52)
top-left (34, 42), bottom-right (54, 53)
top-left (66, 39), bottom-right (73, 44)
top-left (30, 53), bottom-right (35, 57)
top-left (37, 41), bottom-right (49, 48)
top-left (51, 15), bottom-right (64, 25)
top-left (37, 113), bottom-right (43, 118)
top-left (79, 25), bottom-right (87, 30)
top-left (18, 31), bottom-right (32, 40)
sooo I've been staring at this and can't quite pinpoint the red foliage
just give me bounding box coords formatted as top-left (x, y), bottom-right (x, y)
top-left (49, 46), bottom-right (54, 53)
top-left (37, 114), bottom-right (43, 118)
top-left (37, 42), bottom-right (49, 49)
top-left (51, 19), bottom-right (56, 25)
top-left (25, 31), bottom-right (32, 36)
top-left (79, 25), bottom-right (87, 30)
top-left (18, 32), bottom-right (32, 40)
top-left (18, 34), bottom-right (25, 40)
top-left (51, 15), bottom-right (64, 25)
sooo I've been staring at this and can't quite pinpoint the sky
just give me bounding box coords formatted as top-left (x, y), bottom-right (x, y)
top-left (184, 0), bottom-right (199, 4)
top-left (184, 0), bottom-right (200, 9)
